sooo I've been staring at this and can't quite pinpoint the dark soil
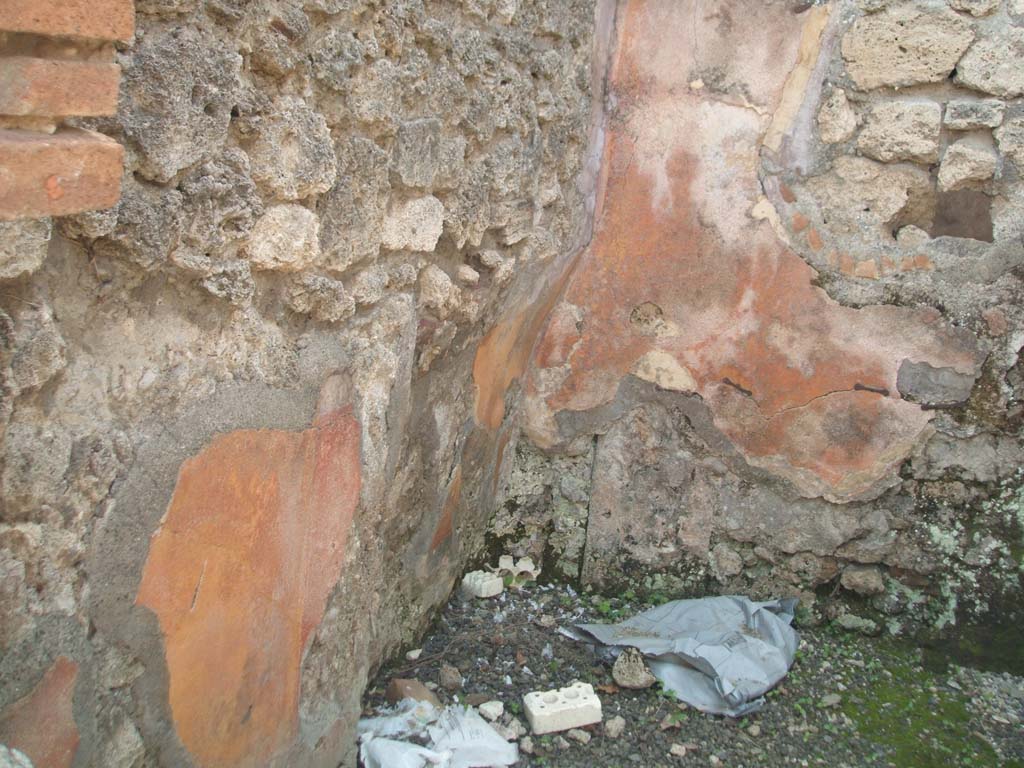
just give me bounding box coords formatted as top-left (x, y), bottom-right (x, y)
top-left (361, 584), bottom-right (1024, 768)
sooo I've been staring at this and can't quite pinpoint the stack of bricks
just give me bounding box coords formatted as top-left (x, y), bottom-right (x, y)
top-left (0, 0), bottom-right (133, 221)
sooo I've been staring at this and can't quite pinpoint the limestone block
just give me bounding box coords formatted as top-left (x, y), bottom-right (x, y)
top-left (245, 204), bottom-right (320, 271)
top-left (8, 305), bottom-right (66, 394)
top-left (249, 96), bottom-right (337, 200)
top-left (857, 101), bottom-right (941, 163)
top-left (419, 264), bottom-right (461, 318)
top-left (995, 117), bottom-right (1024, 168)
top-left (947, 0), bottom-right (999, 15)
top-left (319, 137), bottom-right (390, 273)
top-left (200, 260), bottom-right (254, 306)
top-left (460, 570), bottom-right (504, 598)
top-left (395, 118), bottom-right (442, 188)
top-left (956, 27), bottom-right (1024, 97)
top-left (121, 28), bottom-right (241, 183)
top-left (944, 99), bottom-right (1005, 130)
top-left (179, 149), bottom-right (263, 254)
top-left (524, 683), bottom-right (602, 735)
top-left (841, 5), bottom-right (973, 90)
top-left (350, 265), bottom-right (389, 306)
top-left (285, 273), bottom-right (354, 322)
top-left (92, 177), bottom-right (184, 270)
top-left (937, 136), bottom-right (998, 191)
top-left (817, 88), bottom-right (857, 144)
top-left (897, 359), bottom-right (976, 406)
top-left (0, 218), bottom-right (51, 281)
top-left (382, 197), bottom-right (444, 252)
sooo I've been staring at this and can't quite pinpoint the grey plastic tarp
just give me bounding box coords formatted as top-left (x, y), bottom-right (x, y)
top-left (565, 595), bottom-right (799, 717)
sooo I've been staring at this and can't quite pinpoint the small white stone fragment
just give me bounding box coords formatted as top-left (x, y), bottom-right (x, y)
top-left (523, 682), bottom-right (602, 735)
top-left (245, 204), bottom-right (320, 272)
top-left (461, 570), bottom-right (504, 599)
top-left (478, 700), bottom-right (504, 721)
top-left (405, 648), bottom-right (423, 661)
top-left (567, 728), bottom-right (591, 744)
top-left (817, 88), bottom-right (857, 145)
top-left (519, 736), bottom-right (534, 754)
top-left (605, 715), bottom-right (626, 738)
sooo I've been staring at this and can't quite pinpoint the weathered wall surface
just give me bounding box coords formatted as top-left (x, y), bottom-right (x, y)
top-left (507, 0), bottom-right (1024, 634)
top-left (0, 1), bottom-right (599, 766)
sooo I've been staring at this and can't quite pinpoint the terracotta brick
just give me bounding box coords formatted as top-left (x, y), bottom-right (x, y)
top-left (0, 0), bottom-right (134, 41)
top-left (806, 227), bottom-right (823, 251)
top-left (0, 57), bottom-right (120, 117)
top-left (791, 212), bottom-right (809, 232)
top-left (0, 128), bottom-right (123, 220)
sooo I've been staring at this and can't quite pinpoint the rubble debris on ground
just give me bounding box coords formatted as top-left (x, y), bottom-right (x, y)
top-left (566, 596), bottom-right (800, 717)
top-left (357, 699), bottom-right (517, 768)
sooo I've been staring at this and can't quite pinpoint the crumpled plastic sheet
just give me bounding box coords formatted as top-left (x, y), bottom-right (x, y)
top-left (357, 700), bottom-right (517, 768)
top-left (565, 595), bottom-right (799, 717)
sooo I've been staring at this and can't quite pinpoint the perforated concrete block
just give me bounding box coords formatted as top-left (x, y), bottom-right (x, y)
top-left (460, 570), bottom-right (504, 599)
top-left (523, 682), bottom-right (602, 735)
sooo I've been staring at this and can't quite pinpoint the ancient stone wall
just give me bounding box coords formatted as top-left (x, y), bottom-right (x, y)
top-left (507, 0), bottom-right (1024, 637)
top-left (0, 1), bottom-right (600, 766)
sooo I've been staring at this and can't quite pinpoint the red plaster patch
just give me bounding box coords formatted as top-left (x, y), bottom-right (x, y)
top-left (0, 657), bottom-right (79, 768)
top-left (136, 404), bottom-right (360, 768)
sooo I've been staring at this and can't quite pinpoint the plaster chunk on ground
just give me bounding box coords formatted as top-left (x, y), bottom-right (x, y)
top-left (938, 136), bottom-right (998, 191)
top-left (0, 219), bottom-right (51, 281)
top-left (245, 204), bottom-right (320, 272)
top-left (249, 96), bottom-right (337, 200)
top-left (121, 28), bottom-right (242, 183)
top-left (841, 5), bottom-right (973, 90)
top-left (947, 0), bottom-right (1000, 14)
top-left (395, 118), bottom-right (441, 188)
top-left (382, 197), bottom-right (444, 252)
top-left (286, 273), bottom-right (354, 322)
top-left (857, 101), bottom-right (942, 163)
top-left (955, 27), bottom-right (1024, 97)
top-left (817, 88), bottom-right (857, 144)
top-left (995, 117), bottom-right (1024, 168)
top-left (944, 99), bottom-right (1006, 130)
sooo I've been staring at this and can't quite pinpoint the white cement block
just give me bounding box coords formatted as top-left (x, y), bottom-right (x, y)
top-left (461, 570), bottom-right (504, 599)
top-left (523, 683), bottom-right (602, 735)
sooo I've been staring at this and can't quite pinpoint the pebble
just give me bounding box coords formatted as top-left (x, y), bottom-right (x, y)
top-left (405, 648), bottom-right (423, 661)
top-left (670, 743), bottom-right (689, 757)
top-left (554, 735), bottom-right (571, 750)
top-left (479, 700), bottom-right (504, 721)
top-left (439, 663), bottom-right (464, 691)
top-left (605, 715), bottom-right (626, 738)
top-left (612, 647), bottom-right (657, 690)
top-left (820, 693), bottom-right (842, 708)
top-left (568, 728), bottom-right (592, 744)
top-left (520, 736), bottom-right (534, 754)
top-left (747, 723), bottom-right (761, 737)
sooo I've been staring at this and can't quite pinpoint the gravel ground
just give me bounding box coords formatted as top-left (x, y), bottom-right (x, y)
top-left (361, 584), bottom-right (1024, 768)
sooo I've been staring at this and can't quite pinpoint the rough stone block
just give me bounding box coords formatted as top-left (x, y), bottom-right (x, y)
top-left (841, 5), bottom-right (973, 90)
top-left (995, 118), bottom-right (1024, 168)
top-left (955, 27), bottom-right (1024, 97)
top-left (938, 136), bottom-right (998, 191)
top-left (524, 683), bottom-right (602, 735)
top-left (0, 218), bottom-right (51, 280)
top-left (0, 128), bottom-right (123, 221)
top-left (382, 196), bottom-right (444, 252)
top-left (245, 204), bottom-right (320, 272)
top-left (0, 0), bottom-right (134, 41)
top-left (947, 0), bottom-right (1000, 15)
top-left (249, 96), bottom-right (336, 200)
top-left (395, 118), bottom-right (442, 188)
top-left (817, 88), bottom-right (857, 145)
top-left (857, 101), bottom-right (941, 163)
top-left (0, 58), bottom-right (120, 118)
top-left (944, 99), bottom-right (1005, 130)
top-left (460, 570), bottom-right (504, 598)
top-left (897, 359), bottom-right (976, 407)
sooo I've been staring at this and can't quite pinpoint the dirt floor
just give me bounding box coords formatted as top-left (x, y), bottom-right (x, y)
top-left (361, 583), bottom-right (1024, 768)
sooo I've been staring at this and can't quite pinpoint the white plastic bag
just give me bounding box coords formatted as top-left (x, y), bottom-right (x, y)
top-left (427, 706), bottom-right (518, 768)
top-left (359, 737), bottom-right (451, 768)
